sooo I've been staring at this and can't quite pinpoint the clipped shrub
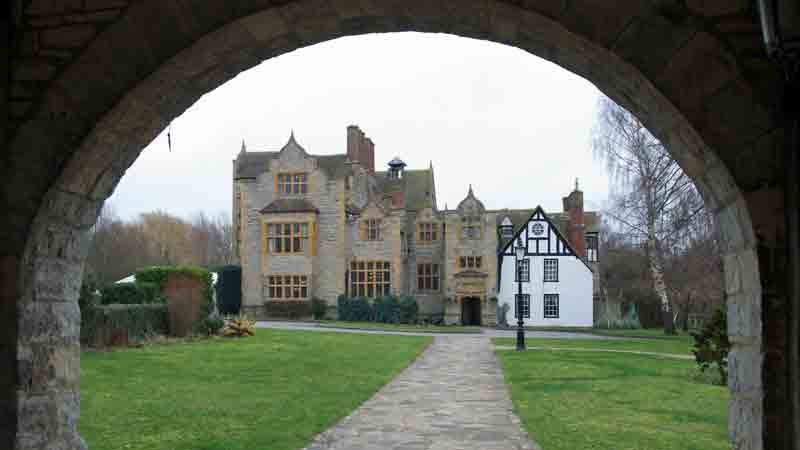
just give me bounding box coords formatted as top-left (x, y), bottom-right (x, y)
top-left (337, 297), bottom-right (372, 321)
top-left (222, 314), bottom-right (255, 337)
top-left (374, 296), bottom-right (400, 323)
top-left (194, 316), bottom-right (224, 336)
top-left (100, 283), bottom-right (144, 305)
top-left (311, 297), bottom-right (327, 320)
top-left (81, 304), bottom-right (169, 347)
top-left (398, 296), bottom-right (419, 324)
top-left (265, 300), bottom-right (312, 319)
top-left (691, 307), bottom-right (730, 385)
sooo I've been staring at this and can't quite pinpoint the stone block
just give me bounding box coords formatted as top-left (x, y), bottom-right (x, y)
top-left (560, 0), bottom-right (650, 48)
top-left (728, 393), bottom-right (763, 450)
top-left (728, 343), bottom-right (763, 395)
top-left (613, 12), bottom-right (695, 80)
top-left (40, 24), bottom-right (96, 49)
top-left (686, 0), bottom-right (749, 16)
top-left (714, 197), bottom-right (756, 254)
top-left (26, 0), bottom-right (83, 15)
top-left (32, 257), bottom-right (83, 303)
top-left (727, 288), bottom-right (762, 342)
top-left (18, 342), bottom-right (80, 394)
top-left (84, 0), bottom-right (128, 10)
top-left (657, 31), bottom-right (737, 115)
top-left (13, 59), bottom-right (57, 81)
top-left (40, 189), bottom-right (103, 230)
top-left (19, 301), bottom-right (80, 345)
top-left (723, 247), bottom-right (760, 296)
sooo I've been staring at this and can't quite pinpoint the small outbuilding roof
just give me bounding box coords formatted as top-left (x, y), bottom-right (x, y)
top-left (259, 198), bottom-right (320, 214)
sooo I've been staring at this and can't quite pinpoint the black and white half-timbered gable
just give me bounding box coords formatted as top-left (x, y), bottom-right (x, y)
top-left (497, 206), bottom-right (593, 327)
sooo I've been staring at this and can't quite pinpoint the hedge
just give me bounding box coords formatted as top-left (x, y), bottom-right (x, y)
top-left (99, 282), bottom-right (163, 305)
top-left (337, 295), bottom-right (419, 324)
top-left (398, 296), bottom-right (419, 324)
top-left (81, 304), bottom-right (169, 347)
top-left (265, 300), bottom-right (312, 319)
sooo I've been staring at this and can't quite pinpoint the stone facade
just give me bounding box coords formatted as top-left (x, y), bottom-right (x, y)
top-left (234, 127), bottom-right (601, 325)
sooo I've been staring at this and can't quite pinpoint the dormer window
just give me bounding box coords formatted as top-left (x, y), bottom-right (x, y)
top-left (500, 217), bottom-right (514, 239)
top-left (460, 216), bottom-right (482, 240)
top-left (277, 173), bottom-right (308, 194)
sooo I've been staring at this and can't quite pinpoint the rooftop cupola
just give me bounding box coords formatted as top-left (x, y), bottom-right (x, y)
top-left (388, 156), bottom-right (407, 179)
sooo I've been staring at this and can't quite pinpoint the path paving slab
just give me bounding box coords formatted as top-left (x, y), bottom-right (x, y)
top-left (303, 336), bottom-right (539, 450)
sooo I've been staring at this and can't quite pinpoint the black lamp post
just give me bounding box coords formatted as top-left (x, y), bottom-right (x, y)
top-left (515, 236), bottom-right (526, 351)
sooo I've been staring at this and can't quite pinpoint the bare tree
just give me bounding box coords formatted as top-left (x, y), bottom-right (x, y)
top-left (593, 96), bottom-right (706, 334)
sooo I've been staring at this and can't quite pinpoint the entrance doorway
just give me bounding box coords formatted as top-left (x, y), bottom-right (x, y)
top-left (461, 297), bottom-right (482, 326)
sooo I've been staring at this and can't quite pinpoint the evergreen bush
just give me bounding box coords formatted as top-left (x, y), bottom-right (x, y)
top-left (265, 300), bottom-right (312, 319)
top-left (311, 297), bottom-right (327, 320)
top-left (373, 296), bottom-right (400, 323)
top-left (398, 296), bottom-right (419, 324)
top-left (336, 296), bottom-right (372, 321)
top-left (691, 307), bottom-right (730, 385)
top-left (81, 304), bottom-right (169, 347)
top-left (99, 283), bottom-right (164, 305)
top-left (194, 316), bottom-right (224, 336)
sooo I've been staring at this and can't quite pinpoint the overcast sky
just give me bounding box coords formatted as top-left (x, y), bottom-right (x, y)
top-left (109, 32), bottom-right (609, 220)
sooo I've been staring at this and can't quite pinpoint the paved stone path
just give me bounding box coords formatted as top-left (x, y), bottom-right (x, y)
top-left (303, 336), bottom-right (540, 450)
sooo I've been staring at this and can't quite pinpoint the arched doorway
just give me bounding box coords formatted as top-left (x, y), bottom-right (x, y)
top-left (4, 2), bottom-right (790, 449)
top-left (461, 297), bottom-right (482, 326)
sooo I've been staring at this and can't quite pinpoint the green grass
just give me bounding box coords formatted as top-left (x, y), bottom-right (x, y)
top-left (80, 329), bottom-right (430, 450)
top-left (318, 320), bottom-right (481, 333)
top-left (522, 326), bottom-right (693, 341)
top-left (497, 350), bottom-right (728, 450)
top-left (590, 328), bottom-right (693, 340)
top-left (493, 337), bottom-right (694, 356)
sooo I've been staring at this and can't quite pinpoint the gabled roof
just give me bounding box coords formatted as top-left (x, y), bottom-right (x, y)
top-left (235, 151), bottom-right (278, 179)
top-left (234, 152), bottom-right (350, 180)
top-left (259, 199), bottom-right (319, 214)
top-left (374, 168), bottom-right (436, 211)
top-left (497, 206), bottom-right (592, 272)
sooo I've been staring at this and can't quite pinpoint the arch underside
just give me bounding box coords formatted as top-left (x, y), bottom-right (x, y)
top-left (4, 1), bottom-right (787, 449)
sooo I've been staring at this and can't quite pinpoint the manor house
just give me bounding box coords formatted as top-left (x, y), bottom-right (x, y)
top-left (233, 126), bottom-right (600, 325)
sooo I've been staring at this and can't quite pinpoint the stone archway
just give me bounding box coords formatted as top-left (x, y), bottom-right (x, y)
top-left (3, 2), bottom-right (791, 449)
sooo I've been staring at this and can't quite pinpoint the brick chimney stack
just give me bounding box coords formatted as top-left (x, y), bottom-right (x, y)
top-left (363, 137), bottom-right (375, 174)
top-left (347, 125), bottom-right (361, 163)
top-left (563, 180), bottom-right (586, 258)
top-left (345, 125), bottom-right (375, 174)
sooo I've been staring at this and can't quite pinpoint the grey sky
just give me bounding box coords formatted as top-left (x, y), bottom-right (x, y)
top-left (109, 32), bottom-right (608, 220)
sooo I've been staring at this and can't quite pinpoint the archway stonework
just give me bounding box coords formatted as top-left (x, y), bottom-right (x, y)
top-left (2, 1), bottom-right (792, 449)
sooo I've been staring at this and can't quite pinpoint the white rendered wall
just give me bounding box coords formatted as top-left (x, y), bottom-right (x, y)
top-left (498, 253), bottom-right (593, 327)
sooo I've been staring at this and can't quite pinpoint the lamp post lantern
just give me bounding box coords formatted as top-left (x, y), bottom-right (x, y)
top-left (515, 236), bottom-right (526, 351)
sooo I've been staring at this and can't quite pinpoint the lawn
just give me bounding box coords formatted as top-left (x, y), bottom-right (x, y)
top-left (317, 320), bottom-right (481, 333)
top-left (493, 336), bottom-right (694, 356)
top-left (80, 329), bottom-right (430, 450)
top-left (497, 350), bottom-right (728, 450)
top-left (521, 326), bottom-right (694, 341)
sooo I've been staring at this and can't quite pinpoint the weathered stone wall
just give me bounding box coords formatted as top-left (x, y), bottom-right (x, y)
top-left (3, 1), bottom-right (794, 449)
top-left (442, 211), bottom-right (498, 325)
top-left (406, 208), bottom-right (445, 316)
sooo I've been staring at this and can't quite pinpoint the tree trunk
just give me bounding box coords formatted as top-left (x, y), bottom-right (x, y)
top-left (647, 223), bottom-right (675, 335)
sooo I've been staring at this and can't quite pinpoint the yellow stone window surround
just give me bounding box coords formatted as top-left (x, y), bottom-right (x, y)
top-left (274, 172), bottom-right (310, 195)
top-left (260, 214), bottom-right (317, 272)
